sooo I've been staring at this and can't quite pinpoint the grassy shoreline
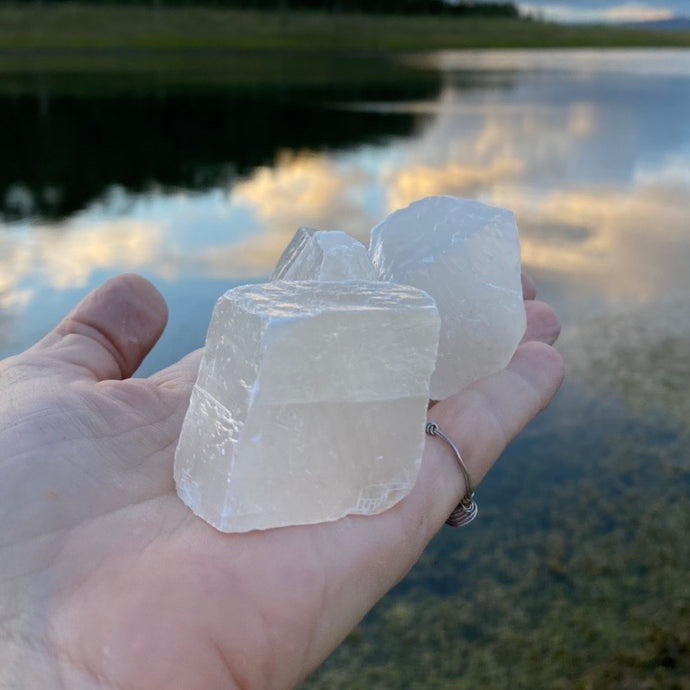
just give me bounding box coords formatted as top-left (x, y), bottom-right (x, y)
top-left (1, 3), bottom-right (690, 52)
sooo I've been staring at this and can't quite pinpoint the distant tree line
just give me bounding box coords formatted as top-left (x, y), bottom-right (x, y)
top-left (22, 0), bottom-right (521, 17)
top-left (221, 0), bottom-right (520, 16)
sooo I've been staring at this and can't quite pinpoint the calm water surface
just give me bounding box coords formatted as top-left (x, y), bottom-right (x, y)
top-left (1, 49), bottom-right (689, 687)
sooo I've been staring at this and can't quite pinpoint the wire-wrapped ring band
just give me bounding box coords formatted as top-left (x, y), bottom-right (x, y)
top-left (425, 422), bottom-right (478, 527)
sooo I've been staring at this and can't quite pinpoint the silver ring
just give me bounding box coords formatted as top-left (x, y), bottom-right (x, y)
top-left (425, 422), bottom-right (478, 527)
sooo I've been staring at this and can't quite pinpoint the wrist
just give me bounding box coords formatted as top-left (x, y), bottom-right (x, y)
top-left (0, 627), bottom-right (103, 690)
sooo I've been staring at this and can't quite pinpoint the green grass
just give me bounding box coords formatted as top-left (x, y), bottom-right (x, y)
top-left (1, 2), bottom-right (689, 51)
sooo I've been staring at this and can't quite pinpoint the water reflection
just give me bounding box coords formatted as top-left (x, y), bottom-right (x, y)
top-left (0, 58), bottom-right (439, 222)
top-left (1, 49), bottom-right (689, 688)
top-left (408, 48), bottom-right (690, 77)
top-left (2, 51), bottom-right (690, 358)
top-left (561, 296), bottom-right (690, 424)
top-left (2, 50), bottom-right (690, 362)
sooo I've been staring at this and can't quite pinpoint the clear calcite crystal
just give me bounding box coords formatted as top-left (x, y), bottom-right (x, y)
top-left (370, 196), bottom-right (526, 400)
top-left (174, 281), bottom-right (440, 533)
top-left (272, 227), bottom-right (377, 281)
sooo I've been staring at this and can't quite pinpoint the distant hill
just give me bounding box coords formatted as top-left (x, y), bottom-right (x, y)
top-left (624, 16), bottom-right (690, 31)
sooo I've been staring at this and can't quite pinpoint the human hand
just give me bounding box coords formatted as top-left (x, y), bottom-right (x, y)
top-left (0, 273), bottom-right (562, 689)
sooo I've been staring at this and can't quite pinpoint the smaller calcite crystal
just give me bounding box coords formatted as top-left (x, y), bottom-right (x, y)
top-left (370, 196), bottom-right (526, 400)
top-left (174, 281), bottom-right (440, 533)
top-left (272, 227), bottom-right (377, 281)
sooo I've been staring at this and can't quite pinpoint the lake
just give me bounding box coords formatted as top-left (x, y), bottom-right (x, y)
top-left (1, 49), bottom-right (689, 687)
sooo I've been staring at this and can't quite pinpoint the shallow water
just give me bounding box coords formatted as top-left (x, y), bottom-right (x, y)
top-left (1, 49), bottom-right (689, 687)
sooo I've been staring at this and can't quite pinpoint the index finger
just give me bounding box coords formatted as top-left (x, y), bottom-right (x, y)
top-left (522, 272), bottom-right (537, 300)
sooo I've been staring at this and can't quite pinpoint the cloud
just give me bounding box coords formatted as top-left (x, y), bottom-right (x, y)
top-left (37, 220), bottom-right (161, 289)
top-left (182, 75), bottom-right (688, 304)
top-left (2, 51), bottom-right (687, 319)
top-left (201, 101), bottom-right (583, 277)
top-left (606, 2), bottom-right (673, 20)
top-left (0, 219), bottom-right (161, 312)
top-left (520, 2), bottom-right (675, 23)
top-left (383, 97), bottom-right (597, 210)
top-left (384, 157), bottom-right (523, 211)
top-left (207, 149), bottom-right (376, 277)
top-left (231, 149), bottom-right (371, 237)
top-left (0, 237), bottom-right (34, 312)
top-left (633, 152), bottom-right (690, 188)
top-left (373, 82), bottom-right (690, 305)
top-left (494, 185), bottom-right (690, 303)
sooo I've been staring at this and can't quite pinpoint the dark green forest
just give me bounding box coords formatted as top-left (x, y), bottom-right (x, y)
top-left (12, 0), bottom-right (521, 16)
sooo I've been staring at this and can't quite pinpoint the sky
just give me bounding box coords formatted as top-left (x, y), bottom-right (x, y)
top-left (516, 1), bottom-right (689, 23)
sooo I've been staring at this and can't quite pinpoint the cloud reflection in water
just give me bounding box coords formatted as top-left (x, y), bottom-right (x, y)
top-left (0, 219), bottom-right (160, 310)
top-left (1, 50), bottom-right (689, 350)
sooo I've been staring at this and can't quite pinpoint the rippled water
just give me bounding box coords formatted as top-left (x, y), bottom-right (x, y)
top-left (1, 49), bottom-right (689, 687)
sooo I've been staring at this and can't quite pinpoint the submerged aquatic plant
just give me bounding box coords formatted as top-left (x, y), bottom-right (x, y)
top-left (304, 303), bottom-right (690, 689)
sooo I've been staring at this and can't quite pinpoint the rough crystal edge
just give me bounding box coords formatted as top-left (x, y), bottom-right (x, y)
top-left (369, 195), bottom-right (517, 280)
top-left (174, 280), bottom-right (440, 533)
top-left (272, 227), bottom-right (377, 282)
top-left (175, 432), bottom-right (424, 533)
top-left (217, 280), bottom-right (441, 320)
top-left (177, 436), bottom-right (424, 534)
top-left (271, 226), bottom-right (315, 280)
top-left (367, 195), bottom-right (526, 400)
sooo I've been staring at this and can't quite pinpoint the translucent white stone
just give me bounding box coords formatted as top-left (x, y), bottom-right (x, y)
top-left (174, 281), bottom-right (440, 533)
top-left (370, 196), bottom-right (526, 400)
top-left (272, 227), bottom-right (377, 281)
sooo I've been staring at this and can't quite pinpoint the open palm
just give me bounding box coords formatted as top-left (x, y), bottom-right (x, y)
top-left (0, 274), bottom-right (563, 689)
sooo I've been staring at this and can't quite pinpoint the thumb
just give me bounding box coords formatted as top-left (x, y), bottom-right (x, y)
top-left (31, 274), bottom-right (168, 381)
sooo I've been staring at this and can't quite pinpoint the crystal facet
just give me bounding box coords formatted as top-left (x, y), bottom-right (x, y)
top-left (272, 227), bottom-right (377, 281)
top-left (370, 196), bottom-right (526, 400)
top-left (174, 281), bottom-right (440, 533)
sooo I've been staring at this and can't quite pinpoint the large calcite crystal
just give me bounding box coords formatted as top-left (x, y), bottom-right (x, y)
top-left (174, 281), bottom-right (440, 533)
top-left (370, 196), bottom-right (526, 400)
top-left (272, 227), bottom-right (377, 281)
